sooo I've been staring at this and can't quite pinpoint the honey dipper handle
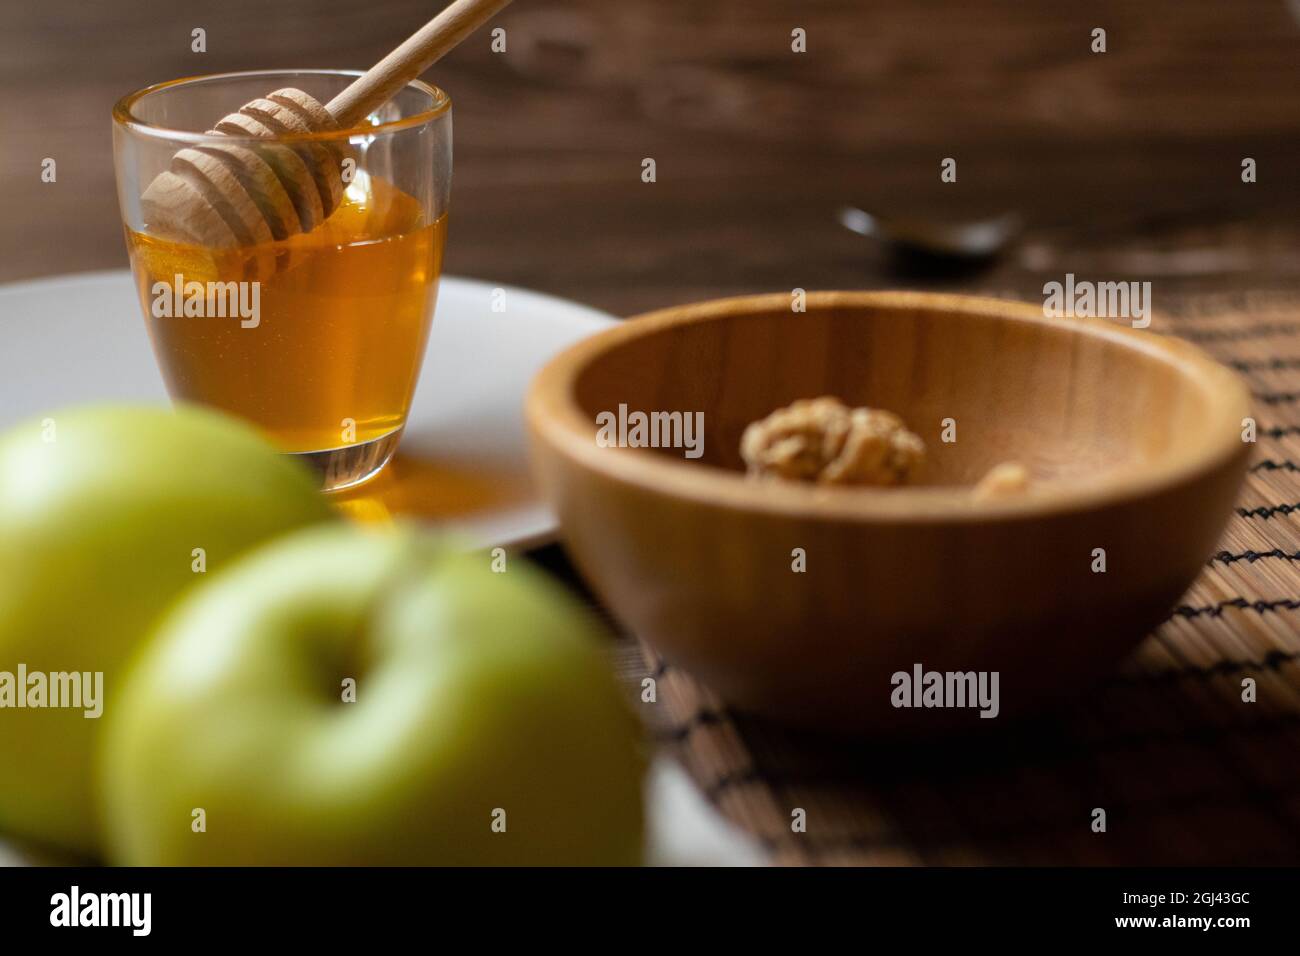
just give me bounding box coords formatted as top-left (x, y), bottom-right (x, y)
top-left (325, 0), bottom-right (513, 128)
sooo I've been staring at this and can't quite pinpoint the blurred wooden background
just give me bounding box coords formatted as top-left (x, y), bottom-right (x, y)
top-left (2, 0), bottom-right (1299, 313)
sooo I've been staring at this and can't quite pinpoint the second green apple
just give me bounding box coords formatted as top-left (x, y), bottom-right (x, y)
top-left (101, 524), bottom-right (646, 865)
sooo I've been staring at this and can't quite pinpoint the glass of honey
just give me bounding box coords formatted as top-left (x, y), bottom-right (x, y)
top-left (112, 70), bottom-right (451, 491)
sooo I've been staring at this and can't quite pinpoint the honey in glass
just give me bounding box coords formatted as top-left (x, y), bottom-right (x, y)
top-left (126, 172), bottom-right (445, 466)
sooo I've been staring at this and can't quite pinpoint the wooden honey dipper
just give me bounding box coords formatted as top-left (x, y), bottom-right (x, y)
top-left (141, 0), bottom-right (512, 249)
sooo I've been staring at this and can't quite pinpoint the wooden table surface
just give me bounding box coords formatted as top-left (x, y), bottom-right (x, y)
top-left (3, 0), bottom-right (1299, 313)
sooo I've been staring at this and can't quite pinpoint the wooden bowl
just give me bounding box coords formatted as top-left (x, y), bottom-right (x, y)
top-left (526, 292), bottom-right (1251, 730)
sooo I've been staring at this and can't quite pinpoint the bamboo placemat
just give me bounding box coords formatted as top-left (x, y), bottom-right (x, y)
top-left (600, 291), bottom-right (1300, 866)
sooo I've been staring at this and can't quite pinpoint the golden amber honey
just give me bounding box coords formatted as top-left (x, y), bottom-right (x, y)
top-left (127, 174), bottom-right (445, 454)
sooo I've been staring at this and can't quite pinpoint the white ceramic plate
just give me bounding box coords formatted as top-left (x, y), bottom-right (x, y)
top-left (0, 274), bottom-right (766, 868)
top-left (0, 271), bottom-right (616, 548)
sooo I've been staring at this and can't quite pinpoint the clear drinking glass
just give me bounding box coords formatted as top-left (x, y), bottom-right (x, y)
top-left (112, 70), bottom-right (451, 491)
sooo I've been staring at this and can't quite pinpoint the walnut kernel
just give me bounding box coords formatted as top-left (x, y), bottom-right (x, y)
top-left (972, 461), bottom-right (1031, 500)
top-left (740, 397), bottom-right (925, 486)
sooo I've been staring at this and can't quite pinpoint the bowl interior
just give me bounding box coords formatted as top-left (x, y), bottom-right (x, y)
top-left (572, 296), bottom-right (1226, 488)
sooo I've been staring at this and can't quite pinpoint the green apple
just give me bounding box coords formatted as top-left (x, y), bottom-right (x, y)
top-left (0, 404), bottom-right (336, 854)
top-left (100, 524), bottom-right (646, 866)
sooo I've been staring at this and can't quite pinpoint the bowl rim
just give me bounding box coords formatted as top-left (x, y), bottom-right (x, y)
top-left (526, 291), bottom-right (1253, 524)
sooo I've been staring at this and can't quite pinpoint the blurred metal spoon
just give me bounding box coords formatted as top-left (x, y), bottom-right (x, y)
top-left (838, 207), bottom-right (1021, 260)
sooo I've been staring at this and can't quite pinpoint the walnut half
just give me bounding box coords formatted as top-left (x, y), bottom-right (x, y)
top-left (972, 461), bottom-right (1031, 500)
top-left (740, 397), bottom-right (925, 486)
